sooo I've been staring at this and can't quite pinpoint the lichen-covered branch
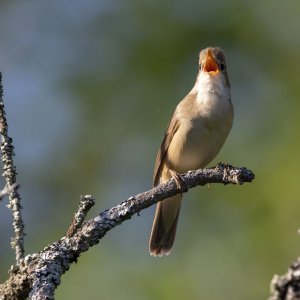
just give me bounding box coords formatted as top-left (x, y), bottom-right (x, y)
top-left (0, 183), bottom-right (19, 201)
top-left (0, 72), bottom-right (25, 263)
top-left (269, 258), bottom-right (300, 300)
top-left (66, 195), bottom-right (95, 237)
top-left (0, 164), bottom-right (254, 300)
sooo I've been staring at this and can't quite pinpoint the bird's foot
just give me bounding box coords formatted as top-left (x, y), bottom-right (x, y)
top-left (170, 170), bottom-right (188, 193)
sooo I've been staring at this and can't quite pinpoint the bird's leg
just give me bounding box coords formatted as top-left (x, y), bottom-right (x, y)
top-left (170, 170), bottom-right (188, 193)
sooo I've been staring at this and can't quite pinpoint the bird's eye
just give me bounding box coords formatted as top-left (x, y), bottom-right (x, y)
top-left (220, 63), bottom-right (226, 71)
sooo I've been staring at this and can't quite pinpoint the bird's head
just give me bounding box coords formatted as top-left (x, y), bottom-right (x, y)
top-left (198, 47), bottom-right (230, 87)
top-left (199, 47), bottom-right (227, 74)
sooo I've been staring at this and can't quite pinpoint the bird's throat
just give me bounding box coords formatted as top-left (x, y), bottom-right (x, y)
top-left (195, 71), bottom-right (230, 103)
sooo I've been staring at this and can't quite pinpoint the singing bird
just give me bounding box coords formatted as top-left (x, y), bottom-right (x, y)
top-left (149, 47), bottom-right (234, 257)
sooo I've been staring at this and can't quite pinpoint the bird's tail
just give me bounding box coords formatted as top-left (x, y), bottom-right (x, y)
top-left (149, 194), bottom-right (182, 257)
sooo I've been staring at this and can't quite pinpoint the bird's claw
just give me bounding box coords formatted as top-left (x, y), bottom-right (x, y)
top-left (170, 171), bottom-right (188, 193)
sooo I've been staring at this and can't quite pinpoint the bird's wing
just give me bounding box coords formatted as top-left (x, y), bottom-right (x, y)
top-left (153, 116), bottom-right (180, 186)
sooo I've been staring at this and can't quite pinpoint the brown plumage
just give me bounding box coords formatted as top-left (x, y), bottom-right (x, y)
top-left (149, 47), bottom-right (234, 257)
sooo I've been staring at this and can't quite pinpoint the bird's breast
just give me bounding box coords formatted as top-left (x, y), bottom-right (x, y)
top-left (166, 85), bottom-right (233, 173)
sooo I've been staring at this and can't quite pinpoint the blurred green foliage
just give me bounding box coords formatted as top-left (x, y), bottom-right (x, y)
top-left (1, 1), bottom-right (300, 299)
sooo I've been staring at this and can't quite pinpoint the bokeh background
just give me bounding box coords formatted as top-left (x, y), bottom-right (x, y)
top-left (1, 1), bottom-right (300, 299)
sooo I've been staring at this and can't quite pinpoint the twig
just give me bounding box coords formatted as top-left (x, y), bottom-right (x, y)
top-left (0, 72), bottom-right (25, 263)
top-left (66, 195), bottom-right (95, 237)
top-left (0, 183), bottom-right (19, 201)
top-left (0, 164), bottom-right (254, 300)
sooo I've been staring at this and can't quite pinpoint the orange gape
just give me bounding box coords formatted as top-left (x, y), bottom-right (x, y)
top-left (203, 49), bottom-right (219, 73)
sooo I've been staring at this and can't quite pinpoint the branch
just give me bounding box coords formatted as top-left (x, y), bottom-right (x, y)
top-left (269, 258), bottom-right (300, 300)
top-left (66, 195), bottom-right (95, 237)
top-left (0, 164), bottom-right (254, 300)
top-left (0, 73), bottom-right (25, 264)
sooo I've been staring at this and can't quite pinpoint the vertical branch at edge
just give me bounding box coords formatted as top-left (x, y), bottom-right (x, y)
top-left (0, 72), bottom-right (25, 263)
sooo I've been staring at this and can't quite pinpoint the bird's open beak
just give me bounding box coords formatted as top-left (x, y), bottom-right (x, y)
top-left (203, 49), bottom-right (219, 73)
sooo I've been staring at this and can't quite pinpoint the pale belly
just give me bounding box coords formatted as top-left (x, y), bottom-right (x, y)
top-left (166, 113), bottom-right (233, 174)
top-left (161, 72), bottom-right (234, 178)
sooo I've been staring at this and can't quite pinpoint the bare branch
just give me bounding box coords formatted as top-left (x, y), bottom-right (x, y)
top-left (0, 72), bottom-right (25, 263)
top-left (66, 195), bottom-right (95, 237)
top-left (0, 164), bottom-right (254, 300)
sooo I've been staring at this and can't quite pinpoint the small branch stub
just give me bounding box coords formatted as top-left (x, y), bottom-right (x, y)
top-left (66, 195), bottom-right (95, 237)
top-left (0, 183), bottom-right (19, 201)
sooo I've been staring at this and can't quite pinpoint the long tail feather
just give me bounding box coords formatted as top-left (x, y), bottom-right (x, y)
top-left (149, 194), bottom-right (182, 257)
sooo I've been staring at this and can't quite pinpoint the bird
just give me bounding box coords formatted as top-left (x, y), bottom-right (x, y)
top-left (149, 47), bottom-right (234, 257)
